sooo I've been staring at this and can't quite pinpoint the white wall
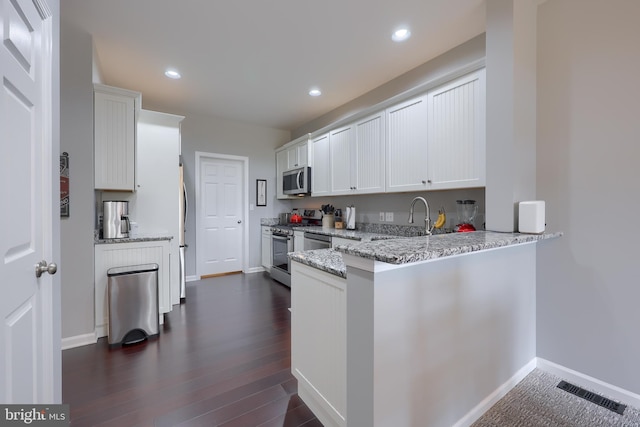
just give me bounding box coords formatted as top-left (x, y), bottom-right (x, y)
top-left (537, 0), bottom-right (640, 394)
top-left (59, 17), bottom-right (96, 339)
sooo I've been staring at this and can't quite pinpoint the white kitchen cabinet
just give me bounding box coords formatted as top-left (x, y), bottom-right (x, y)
top-left (261, 226), bottom-right (272, 271)
top-left (427, 68), bottom-right (486, 189)
top-left (94, 84), bottom-right (141, 191)
top-left (291, 261), bottom-right (346, 427)
top-left (329, 125), bottom-right (355, 195)
top-left (385, 94), bottom-right (430, 192)
top-left (276, 135), bottom-right (310, 200)
top-left (311, 133), bottom-right (331, 196)
top-left (353, 112), bottom-right (386, 194)
top-left (329, 112), bottom-right (385, 196)
top-left (293, 230), bottom-right (305, 252)
top-left (286, 138), bottom-right (309, 169)
top-left (94, 239), bottom-right (171, 338)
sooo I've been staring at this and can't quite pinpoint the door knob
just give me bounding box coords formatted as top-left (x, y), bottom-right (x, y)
top-left (35, 260), bottom-right (57, 278)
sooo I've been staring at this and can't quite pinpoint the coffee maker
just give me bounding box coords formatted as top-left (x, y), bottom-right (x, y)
top-left (103, 201), bottom-right (130, 238)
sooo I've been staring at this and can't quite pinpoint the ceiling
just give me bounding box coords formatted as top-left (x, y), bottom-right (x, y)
top-left (61, 0), bottom-right (486, 131)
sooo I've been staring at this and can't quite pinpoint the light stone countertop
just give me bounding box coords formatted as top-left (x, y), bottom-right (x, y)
top-left (95, 234), bottom-right (173, 244)
top-left (290, 230), bottom-right (562, 278)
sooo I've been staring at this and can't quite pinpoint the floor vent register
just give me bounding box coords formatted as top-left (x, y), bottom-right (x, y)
top-left (557, 380), bottom-right (626, 415)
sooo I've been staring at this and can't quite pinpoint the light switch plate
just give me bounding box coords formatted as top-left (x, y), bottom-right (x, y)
top-left (379, 212), bottom-right (385, 221)
top-left (385, 212), bottom-right (394, 222)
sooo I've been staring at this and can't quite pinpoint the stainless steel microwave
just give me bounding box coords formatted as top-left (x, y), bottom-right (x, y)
top-left (283, 166), bottom-right (311, 195)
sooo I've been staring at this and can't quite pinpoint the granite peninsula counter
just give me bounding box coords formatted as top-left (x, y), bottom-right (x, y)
top-left (289, 230), bottom-right (562, 427)
top-left (289, 231), bottom-right (561, 278)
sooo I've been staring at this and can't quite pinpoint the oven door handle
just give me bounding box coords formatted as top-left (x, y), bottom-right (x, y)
top-left (272, 235), bottom-right (290, 241)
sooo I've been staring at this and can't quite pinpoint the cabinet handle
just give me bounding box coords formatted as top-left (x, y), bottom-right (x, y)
top-left (421, 180), bottom-right (426, 184)
top-left (427, 180), bottom-right (432, 184)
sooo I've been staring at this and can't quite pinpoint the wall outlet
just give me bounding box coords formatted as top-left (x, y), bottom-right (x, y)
top-left (385, 212), bottom-right (394, 222)
top-left (379, 212), bottom-right (385, 221)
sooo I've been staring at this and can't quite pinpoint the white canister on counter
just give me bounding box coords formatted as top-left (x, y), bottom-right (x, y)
top-left (518, 201), bottom-right (545, 234)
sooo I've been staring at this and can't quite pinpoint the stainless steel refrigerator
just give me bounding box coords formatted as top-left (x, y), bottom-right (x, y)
top-left (179, 156), bottom-right (187, 301)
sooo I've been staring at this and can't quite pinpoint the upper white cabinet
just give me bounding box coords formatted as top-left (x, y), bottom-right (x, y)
top-left (276, 135), bottom-right (310, 200)
top-left (94, 84), bottom-right (141, 191)
top-left (329, 112), bottom-right (386, 195)
top-left (427, 69), bottom-right (486, 189)
top-left (353, 112), bottom-right (385, 194)
top-left (311, 133), bottom-right (330, 197)
top-left (287, 140), bottom-right (309, 169)
top-left (280, 68), bottom-right (486, 197)
top-left (385, 95), bottom-right (429, 192)
top-left (329, 125), bottom-right (355, 195)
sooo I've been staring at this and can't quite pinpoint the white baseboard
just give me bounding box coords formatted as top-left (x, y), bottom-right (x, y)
top-left (61, 331), bottom-right (97, 350)
top-left (536, 358), bottom-right (640, 409)
top-left (245, 266), bottom-right (265, 274)
top-left (186, 275), bottom-right (198, 282)
top-left (453, 358), bottom-right (537, 427)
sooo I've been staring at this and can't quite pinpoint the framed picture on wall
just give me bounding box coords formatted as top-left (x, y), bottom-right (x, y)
top-left (257, 179), bottom-right (267, 206)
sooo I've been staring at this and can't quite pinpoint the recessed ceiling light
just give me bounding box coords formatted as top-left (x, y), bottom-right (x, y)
top-left (309, 88), bottom-right (322, 97)
top-left (392, 27), bottom-right (411, 42)
top-left (165, 69), bottom-right (181, 79)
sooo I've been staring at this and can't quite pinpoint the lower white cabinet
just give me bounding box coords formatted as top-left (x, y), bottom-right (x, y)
top-left (291, 261), bottom-right (346, 427)
top-left (293, 230), bottom-right (305, 252)
top-left (94, 240), bottom-right (171, 338)
top-left (261, 226), bottom-right (272, 271)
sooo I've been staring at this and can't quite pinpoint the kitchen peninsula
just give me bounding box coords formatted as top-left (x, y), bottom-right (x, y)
top-left (290, 231), bottom-right (561, 427)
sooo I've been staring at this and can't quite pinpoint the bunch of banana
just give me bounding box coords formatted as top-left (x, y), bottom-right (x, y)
top-left (434, 207), bottom-right (446, 229)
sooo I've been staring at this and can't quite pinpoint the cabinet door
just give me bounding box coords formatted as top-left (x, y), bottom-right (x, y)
top-left (293, 231), bottom-right (305, 252)
top-left (330, 125), bottom-right (355, 195)
top-left (311, 133), bottom-right (330, 196)
top-left (291, 262), bottom-right (347, 426)
top-left (286, 145), bottom-right (299, 169)
top-left (354, 112), bottom-right (385, 194)
top-left (94, 89), bottom-right (137, 191)
top-left (261, 227), bottom-right (272, 270)
top-left (427, 69), bottom-right (486, 189)
top-left (296, 142), bottom-right (308, 168)
top-left (386, 95), bottom-right (429, 192)
top-left (286, 141), bottom-right (309, 169)
top-left (276, 149), bottom-right (289, 199)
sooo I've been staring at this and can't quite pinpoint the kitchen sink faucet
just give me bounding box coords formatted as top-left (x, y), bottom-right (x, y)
top-left (408, 196), bottom-right (433, 235)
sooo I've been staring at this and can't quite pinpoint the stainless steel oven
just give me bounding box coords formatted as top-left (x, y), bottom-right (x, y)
top-left (270, 228), bottom-right (293, 287)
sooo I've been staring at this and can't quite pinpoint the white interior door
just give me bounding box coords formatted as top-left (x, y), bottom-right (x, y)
top-left (196, 154), bottom-right (246, 277)
top-left (0, 0), bottom-right (58, 403)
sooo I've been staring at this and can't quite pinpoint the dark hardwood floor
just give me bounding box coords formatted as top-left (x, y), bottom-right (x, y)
top-left (62, 272), bottom-right (322, 427)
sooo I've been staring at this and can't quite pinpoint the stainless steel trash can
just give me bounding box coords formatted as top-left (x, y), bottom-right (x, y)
top-left (107, 263), bottom-right (159, 346)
